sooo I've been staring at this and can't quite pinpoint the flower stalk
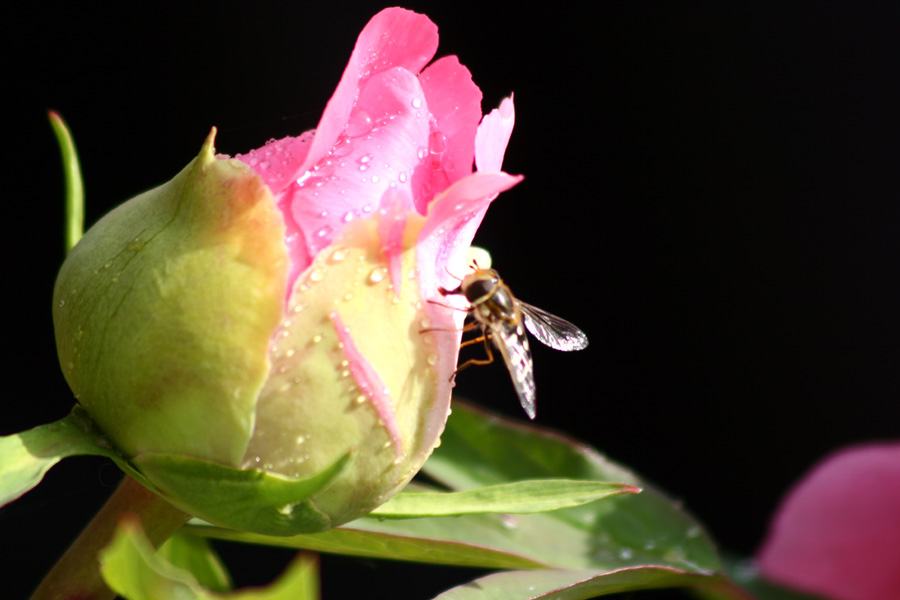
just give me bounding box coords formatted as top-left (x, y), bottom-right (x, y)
top-left (30, 476), bottom-right (189, 600)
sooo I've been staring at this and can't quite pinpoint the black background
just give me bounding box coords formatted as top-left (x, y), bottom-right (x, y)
top-left (4, 3), bottom-right (899, 599)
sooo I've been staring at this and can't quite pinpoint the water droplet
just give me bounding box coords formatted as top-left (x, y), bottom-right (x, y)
top-left (309, 268), bottom-right (324, 282)
top-left (296, 435), bottom-right (306, 445)
top-left (332, 133), bottom-right (353, 157)
top-left (398, 171), bottom-right (408, 183)
top-left (359, 153), bottom-right (372, 164)
top-left (316, 225), bottom-right (332, 238)
top-left (370, 174), bottom-right (380, 184)
top-left (416, 146), bottom-right (428, 160)
top-left (618, 548), bottom-right (634, 560)
top-left (362, 204), bottom-right (373, 214)
top-left (277, 504), bottom-right (294, 516)
top-left (428, 131), bottom-right (447, 155)
top-left (382, 440), bottom-right (392, 449)
top-left (411, 97), bottom-right (422, 109)
top-left (312, 334), bottom-right (323, 344)
top-left (345, 109), bottom-right (373, 137)
top-left (330, 248), bottom-right (347, 262)
top-left (427, 354), bottom-right (438, 366)
top-left (355, 394), bottom-right (366, 404)
top-left (292, 303), bottom-right (306, 313)
top-left (343, 292), bottom-right (354, 302)
top-left (367, 268), bottom-right (385, 284)
top-left (285, 349), bottom-right (295, 358)
top-left (342, 211), bottom-right (354, 223)
top-left (58, 299), bottom-right (65, 307)
top-left (341, 369), bottom-right (350, 378)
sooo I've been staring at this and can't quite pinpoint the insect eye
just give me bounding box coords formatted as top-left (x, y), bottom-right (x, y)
top-left (464, 278), bottom-right (495, 302)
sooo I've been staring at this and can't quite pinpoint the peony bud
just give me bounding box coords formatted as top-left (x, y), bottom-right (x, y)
top-left (52, 8), bottom-right (520, 534)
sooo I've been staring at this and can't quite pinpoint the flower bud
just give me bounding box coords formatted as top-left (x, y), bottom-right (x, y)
top-left (52, 8), bottom-right (521, 533)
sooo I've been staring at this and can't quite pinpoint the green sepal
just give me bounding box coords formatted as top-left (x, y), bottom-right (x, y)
top-left (133, 451), bottom-right (353, 535)
top-left (370, 479), bottom-right (639, 518)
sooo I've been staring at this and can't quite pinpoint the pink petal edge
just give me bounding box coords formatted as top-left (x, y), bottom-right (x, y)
top-left (301, 8), bottom-right (439, 177)
top-left (476, 95), bottom-right (516, 173)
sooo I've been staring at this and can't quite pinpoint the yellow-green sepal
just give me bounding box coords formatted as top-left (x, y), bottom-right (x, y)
top-left (53, 129), bottom-right (287, 466)
top-left (133, 451), bottom-right (353, 536)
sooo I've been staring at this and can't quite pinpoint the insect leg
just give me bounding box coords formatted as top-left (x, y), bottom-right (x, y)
top-left (455, 332), bottom-right (495, 373)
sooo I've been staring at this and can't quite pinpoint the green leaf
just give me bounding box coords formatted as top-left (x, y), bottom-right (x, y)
top-left (430, 567), bottom-right (752, 600)
top-left (417, 401), bottom-right (722, 572)
top-left (101, 517), bottom-right (319, 600)
top-left (48, 111), bottom-right (84, 253)
top-left (0, 408), bottom-right (126, 508)
top-left (370, 479), bottom-right (638, 518)
top-left (158, 531), bottom-right (232, 593)
top-left (189, 400), bottom-right (722, 590)
top-left (133, 451), bottom-right (352, 536)
top-left (192, 521), bottom-right (547, 570)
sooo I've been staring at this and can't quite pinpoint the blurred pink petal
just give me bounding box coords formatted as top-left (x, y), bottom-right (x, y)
top-left (757, 442), bottom-right (900, 600)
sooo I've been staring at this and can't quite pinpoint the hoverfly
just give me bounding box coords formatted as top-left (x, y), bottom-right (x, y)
top-left (439, 267), bottom-right (589, 419)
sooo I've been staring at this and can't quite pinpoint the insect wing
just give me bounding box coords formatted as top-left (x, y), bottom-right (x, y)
top-left (519, 301), bottom-right (589, 351)
top-left (491, 321), bottom-right (537, 419)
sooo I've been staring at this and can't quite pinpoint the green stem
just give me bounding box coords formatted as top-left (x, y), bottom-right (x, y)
top-left (30, 475), bottom-right (190, 600)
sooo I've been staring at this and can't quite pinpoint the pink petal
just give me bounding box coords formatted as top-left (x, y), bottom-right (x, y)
top-left (418, 171), bottom-right (523, 300)
top-left (757, 442), bottom-right (900, 600)
top-left (329, 311), bottom-right (403, 458)
top-left (235, 131), bottom-right (314, 195)
top-left (300, 8), bottom-right (439, 177)
top-left (419, 55), bottom-right (483, 186)
top-left (376, 188), bottom-right (409, 296)
top-left (412, 171), bottom-right (521, 457)
top-left (476, 96), bottom-right (516, 172)
top-left (284, 67), bottom-right (430, 262)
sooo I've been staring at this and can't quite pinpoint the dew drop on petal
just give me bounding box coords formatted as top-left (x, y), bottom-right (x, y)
top-left (416, 146), bottom-right (428, 160)
top-left (331, 133), bottom-right (353, 157)
top-left (411, 97), bottom-right (422, 109)
top-left (427, 354), bottom-right (439, 366)
top-left (345, 109), bottom-right (373, 137)
top-left (342, 211), bottom-right (354, 223)
top-left (370, 174), bottom-right (380, 184)
top-left (316, 225), bottom-right (332, 238)
top-left (367, 268), bottom-right (385, 284)
top-left (312, 334), bottom-right (323, 344)
top-left (428, 131), bottom-right (447, 155)
top-left (309, 268), bottom-right (324, 282)
top-left (330, 248), bottom-right (347, 262)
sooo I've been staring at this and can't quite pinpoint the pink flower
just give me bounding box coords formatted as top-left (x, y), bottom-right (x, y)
top-left (756, 442), bottom-right (900, 600)
top-left (53, 7), bottom-right (520, 533)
